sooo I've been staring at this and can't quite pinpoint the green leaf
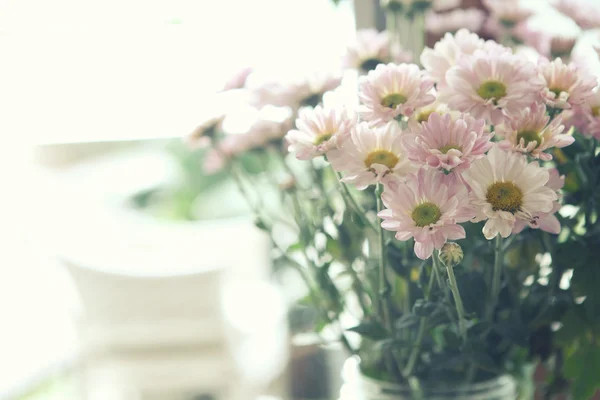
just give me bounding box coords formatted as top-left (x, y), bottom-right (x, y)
top-left (564, 343), bottom-right (600, 400)
top-left (395, 313), bottom-right (419, 330)
top-left (412, 299), bottom-right (438, 317)
top-left (347, 320), bottom-right (389, 340)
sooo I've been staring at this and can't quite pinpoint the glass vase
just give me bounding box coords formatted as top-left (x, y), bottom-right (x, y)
top-left (339, 357), bottom-right (517, 400)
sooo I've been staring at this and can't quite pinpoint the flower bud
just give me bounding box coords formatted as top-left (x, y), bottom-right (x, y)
top-left (438, 242), bottom-right (463, 268)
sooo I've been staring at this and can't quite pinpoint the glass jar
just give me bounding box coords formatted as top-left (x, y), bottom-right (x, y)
top-left (339, 357), bottom-right (517, 400)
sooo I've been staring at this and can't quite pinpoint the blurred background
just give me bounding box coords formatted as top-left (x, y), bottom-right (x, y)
top-left (0, 0), bottom-right (599, 399)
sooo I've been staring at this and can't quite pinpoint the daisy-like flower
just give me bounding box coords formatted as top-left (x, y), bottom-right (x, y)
top-left (421, 29), bottom-right (508, 87)
top-left (402, 112), bottom-right (493, 172)
top-left (328, 121), bottom-right (414, 190)
top-left (203, 134), bottom-right (252, 174)
top-left (538, 58), bottom-right (597, 110)
top-left (409, 96), bottom-right (451, 125)
top-left (462, 146), bottom-right (557, 240)
top-left (432, 0), bottom-right (461, 12)
top-left (496, 102), bottom-right (573, 160)
top-left (342, 29), bottom-right (412, 73)
top-left (513, 168), bottom-right (564, 235)
top-left (552, 0), bottom-right (600, 30)
top-left (565, 88), bottom-right (600, 139)
top-left (483, 0), bottom-right (533, 28)
top-left (185, 114), bottom-right (225, 149)
top-left (358, 63), bottom-right (435, 126)
top-left (441, 51), bottom-right (544, 125)
top-left (425, 8), bottom-right (486, 36)
top-left (285, 106), bottom-right (355, 160)
top-left (378, 168), bottom-right (474, 259)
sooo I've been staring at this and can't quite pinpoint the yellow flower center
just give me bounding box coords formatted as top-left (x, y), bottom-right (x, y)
top-left (516, 130), bottom-right (541, 148)
top-left (381, 93), bottom-right (407, 109)
top-left (314, 132), bottom-right (333, 145)
top-left (592, 106), bottom-right (600, 117)
top-left (364, 149), bottom-right (399, 169)
top-left (411, 202), bottom-right (442, 227)
top-left (360, 58), bottom-right (384, 72)
top-left (417, 110), bottom-right (434, 123)
top-left (549, 88), bottom-right (565, 99)
top-left (439, 144), bottom-right (462, 154)
top-left (486, 181), bottom-right (523, 213)
top-left (477, 81), bottom-right (507, 102)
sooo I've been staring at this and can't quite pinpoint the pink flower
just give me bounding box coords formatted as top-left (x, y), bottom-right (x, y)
top-left (203, 134), bottom-right (252, 174)
top-left (462, 146), bottom-right (557, 240)
top-left (402, 112), bottom-right (492, 172)
top-left (378, 168), bottom-right (474, 259)
top-left (342, 29), bottom-right (412, 73)
top-left (358, 63), bottom-right (435, 126)
top-left (285, 106), bottom-right (355, 160)
top-left (565, 89), bottom-right (600, 139)
top-left (513, 168), bottom-right (564, 235)
top-left (440, 51), bottom-right (544, 125)
top-left (553, 0), bottom-right (600, 30)
top-left (421, 29), bottom-right (485, 88)
top-left (328, 121), bottom-right (414, 190)
top-left (539, 58), bottom-right (597, 110)
top-left (425, 9), bottom-right (486, 36)
top-left (483, 0), bottom-right (534, 28)
top-left (496, 102), bottom-right (573, 160)
top-left (432, 0), bottom-right (461, 12)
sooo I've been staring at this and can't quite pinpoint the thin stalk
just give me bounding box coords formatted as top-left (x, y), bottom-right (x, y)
top-left (335, 171), bottom-right (377, 232)
top-left (436, 252), bottom-right (467, 341)
top-left (486, 235), bottom-right (505, 321)
top-left (376, 183), bottom-right (392, 331)
top-left (402, 261), bottom-right (436, 378)
top-left (412, 11), bottom-right (425, 64)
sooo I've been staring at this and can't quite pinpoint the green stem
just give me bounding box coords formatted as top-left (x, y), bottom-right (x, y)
top-left (335, 171), bottom-right (377, 232)
top-left (486, 235), bottom-right (505, 321)
top-left (376, 183), bottom-right (392, 331)
top-left (402, 261), bottom-right (436, 378)
top-left (437, 252), bottom-right (467, 341)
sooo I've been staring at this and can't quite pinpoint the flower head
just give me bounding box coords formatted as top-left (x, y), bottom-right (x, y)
top-left (552, 0), bottom-right (600, 30)
top-left (539, 58), bottom-right (597, 110)
top-left (483, 0), bottom-right (533, 28)
top-left (566, 88), bottom-right (600, 139)
top-left (462, 147), bottom-right (557, 239)
top-left (328, 121), bottom-right (414, 190)
top-left (441, 51), bottom-right (544, 124)
top-left (513, 168), bottom-right (564, 235)
top-left (425, 8), bottom-right (486, 35)
top-left (220, 67), bottom-right (253, 92)
top-left (421, 29), bottom-right (485, 87)
top-left (496, 102), bottom-right (573, 160)
top-left (286, 106), bottom-right (355, 160)
top-left (343, 29), bottom-right (412, 73)
top-left (358, 63), bottom-right (435, 126)
top-left (378, 168), bottom-right (474, 259)
top-left (402, 112), bottom-right (493, 172)
top-left (203, 134), bottom-right (251, 174)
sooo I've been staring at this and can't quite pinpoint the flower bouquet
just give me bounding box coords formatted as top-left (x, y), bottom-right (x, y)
top-left (187, 0), bottom-right (600, 398)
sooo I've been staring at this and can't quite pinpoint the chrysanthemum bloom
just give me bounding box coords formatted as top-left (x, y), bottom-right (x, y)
top-left (421, 29), bottom-right (485, 87)
top-left (185, 114), bottom-right (225, 149)
top-left (539, 58), bottom-right (597, 110)
top-left (244, 106), bottom-right (294, 148)
top-left (250, 73), bottom-right (341, 109)
top-left (409, 97), bottom-right (451, 125)
top-left (483, 0), bottom-right (533, 28)
top-left (432, 0), bottom-right (461, 12)
top-left (496, 103), bottom-right (573, 160)
top-left (327, 121), bottom-right (414, 190)
top-left (402, 112), bottom-right (492, 172)
top-left (441, 51), bottom-right (544, 125)
top-left (564, 89), bottom-right (600, 139)
top-left (378, 168), bottom-right (474, 259)
top-left (549, 36), bottom-right (577, 59)
top-left (513, 168), bottom-right (564, 235)
top-left (285, 106), bottom-right (355, 160)
top-left (552, 0), bottom-right (600, 30)
top-left (342, 29), bottom-right (412, 73)
top-left (425, 8), bottom-right (486, 35)
top-left (462, 146), bottom-right (557, 240)
top-left (358, 63), bottom-right (435, 126)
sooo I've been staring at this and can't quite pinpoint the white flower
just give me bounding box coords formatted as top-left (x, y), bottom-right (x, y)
top-left (462, 146), bottom-right (557, 239)
top-left (328, 121), bottom-right (414, 190)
